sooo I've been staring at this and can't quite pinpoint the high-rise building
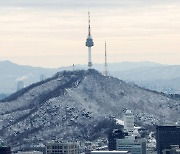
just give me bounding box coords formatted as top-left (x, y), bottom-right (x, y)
top-left (85, 12), bottom-right (94, 69)
top-left (123, 110), bottom-right (134, 133)
top-left (156, 126), bottom-right (180, 154)
top-left (45, 141), bottom-right (79, 154)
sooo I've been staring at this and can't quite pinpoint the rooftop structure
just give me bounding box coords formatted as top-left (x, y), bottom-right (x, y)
top-left (17, 151), bottom-right (43, 154)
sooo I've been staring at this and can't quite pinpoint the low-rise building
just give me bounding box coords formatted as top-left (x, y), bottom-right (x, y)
top-left (45, 141), bottom-right (79, 154)
top-left (116, 136), bottom-right (146, 154)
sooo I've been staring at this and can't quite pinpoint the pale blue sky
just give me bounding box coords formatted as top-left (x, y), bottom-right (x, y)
top-left (0, 0), bottom-right (180, 67)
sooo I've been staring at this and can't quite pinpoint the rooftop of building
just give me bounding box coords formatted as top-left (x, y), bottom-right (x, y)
top-left (91, 151), bottom-right (129, 153)
top-left (125, 110), bottom-right (132, 114)
top-left (45, 140), bottom-right (79, 145)
top-left (156, 125), bottom-right (180, 129)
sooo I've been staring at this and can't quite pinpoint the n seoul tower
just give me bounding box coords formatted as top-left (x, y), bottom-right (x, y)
top-left (86, 12), bottom-right (94, 68)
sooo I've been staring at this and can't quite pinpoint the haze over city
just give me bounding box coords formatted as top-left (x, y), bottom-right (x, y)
top-left (1, 0), bottom-right (180, 68)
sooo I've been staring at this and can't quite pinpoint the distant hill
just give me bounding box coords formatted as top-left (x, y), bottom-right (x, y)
top-left (1, 60), bottom-right (180, 94)
top-left (112, 65), bottom-right (180, 94)
top-left (0, 60), bottom-right (162, 94)
top-left (0, 69), bottom-right (179, 150)
top-left (0, 60), bottom-right (58, 94)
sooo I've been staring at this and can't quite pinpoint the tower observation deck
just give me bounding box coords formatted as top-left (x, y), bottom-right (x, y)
top-left (86, 12), bottom-right (94, 68)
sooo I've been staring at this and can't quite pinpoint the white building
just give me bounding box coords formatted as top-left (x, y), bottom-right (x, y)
top-left (116, 136), bottom-right (146, 154)
top-left (45, 141), bottom-right (79, 154)
top-left (123, 110), bottom-right (134, 133)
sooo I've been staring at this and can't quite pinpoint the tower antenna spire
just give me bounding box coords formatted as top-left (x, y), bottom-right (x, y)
top-left (88, 11), bottom-right (91, 36)
top-left (86, 12), bottom-right (94, 69)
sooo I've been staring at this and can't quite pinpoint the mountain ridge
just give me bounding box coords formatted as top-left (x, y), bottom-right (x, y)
top-left (0, 69), bottom-right (179, 150)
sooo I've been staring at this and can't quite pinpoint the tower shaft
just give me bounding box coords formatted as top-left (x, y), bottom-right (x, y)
top-left (85, 12), bottom-right (94, 69)
top-left (88, 47), bottom-right (92, 67)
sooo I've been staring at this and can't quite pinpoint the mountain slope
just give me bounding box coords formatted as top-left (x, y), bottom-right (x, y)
top-left (0, 69), bottom-right (179, 149)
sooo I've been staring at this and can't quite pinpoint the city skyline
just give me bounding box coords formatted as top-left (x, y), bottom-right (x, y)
top-left (1, 0), bottom-right (180, 68)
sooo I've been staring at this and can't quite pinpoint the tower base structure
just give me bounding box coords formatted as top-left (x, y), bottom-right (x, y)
top-left (103, 69), bottom-right (110, 76)
top-left (88, 62), bottom-right (92, 67)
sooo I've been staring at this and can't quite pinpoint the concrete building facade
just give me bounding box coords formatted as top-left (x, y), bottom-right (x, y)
top-left (45, 141), bottom-right (79, 154)
top-left (116, 136), bottom-right (146, 154)
top-left (123, 110), bottom-right (134, 133)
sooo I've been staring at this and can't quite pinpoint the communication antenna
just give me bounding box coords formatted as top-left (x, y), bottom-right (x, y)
top-left (103, 41), bottom-right (110, 76)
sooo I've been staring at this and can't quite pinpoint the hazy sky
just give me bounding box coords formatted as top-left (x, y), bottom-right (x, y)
top-left (1, 0), bottom-right (180, 68)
